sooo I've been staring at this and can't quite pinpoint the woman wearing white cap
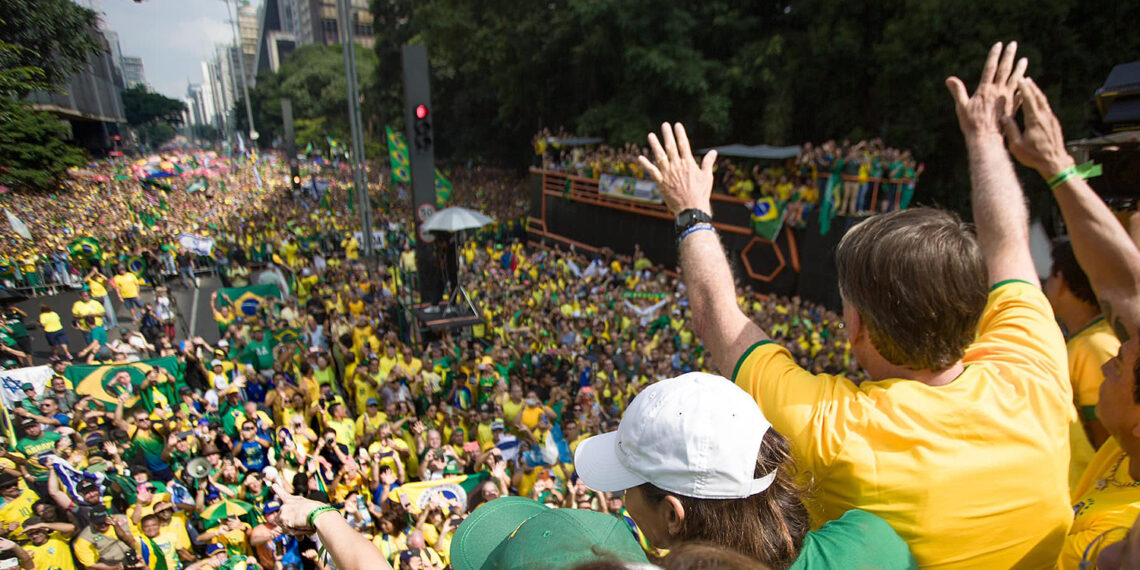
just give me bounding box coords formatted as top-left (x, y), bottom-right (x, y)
top-left (574, 372), bottom-right (916, 569)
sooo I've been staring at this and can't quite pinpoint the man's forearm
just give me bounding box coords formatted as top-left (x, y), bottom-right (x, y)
top-left (679, 228), bottom-right (767, 374)
top-left (1053, 175), bottom-right (1140, 338)
top-left (967, 137), bottom-right (1037, 285)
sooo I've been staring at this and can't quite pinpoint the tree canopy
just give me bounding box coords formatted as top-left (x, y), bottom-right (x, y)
top-left (241, 44), bottom-right (380, 156)
top-left (122, 85), bottom-right (188, 127)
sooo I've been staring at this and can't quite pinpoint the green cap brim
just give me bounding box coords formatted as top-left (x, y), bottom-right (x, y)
top-left (451, 497), bottom-right (549, 570)
top-left (484, 508), bottom-right (650, 570)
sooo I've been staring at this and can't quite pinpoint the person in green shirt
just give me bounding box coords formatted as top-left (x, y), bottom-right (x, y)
top-left (242, 328), bottom-right (277, 373)
top-left (14, 417), bottom-right (62, 482)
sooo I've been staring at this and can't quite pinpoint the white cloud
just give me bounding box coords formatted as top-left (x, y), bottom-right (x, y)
top-left (97, 0), bottom-right (257, 99)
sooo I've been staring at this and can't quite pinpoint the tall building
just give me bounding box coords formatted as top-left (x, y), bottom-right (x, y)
top-left (236, 3), bottom-right (259, 84)
top-left (121, 55), bottom-right (147, 89)
top-left (185, 83), bottom-right (208, 127)
top-left (294, 0), bottom-right (374, 48)
top-left (200, 60), bottom-right (222, 128)
top-left (256, 0), bottom-right (297, 76)
top-left (26, 25), bottom-right (125, 155)
top-left (101, 29), bottom-right (124, 86)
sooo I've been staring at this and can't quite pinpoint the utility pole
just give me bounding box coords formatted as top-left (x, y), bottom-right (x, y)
top-left (337, 0), bottom-right (372, 259)
top-left (223, 0), bottom-right (258, 145)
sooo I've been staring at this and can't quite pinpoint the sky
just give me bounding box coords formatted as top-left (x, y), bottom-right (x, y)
top-left (93, 0), bottom-right (259, 100)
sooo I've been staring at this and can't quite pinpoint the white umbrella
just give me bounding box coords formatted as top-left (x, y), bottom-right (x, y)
top-left (421, 207), bottom-right (495, 233)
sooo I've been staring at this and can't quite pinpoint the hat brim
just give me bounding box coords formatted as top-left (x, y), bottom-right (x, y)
top-left (573, 432), bottom-right (646, 493)
top-left (451, 497), bottom-right (548, 570)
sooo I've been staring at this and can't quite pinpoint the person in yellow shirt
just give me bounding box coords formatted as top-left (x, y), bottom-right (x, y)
top-left (39, 304), bottom-right (72, 360)
top-left (1047, 239), bottom-right (1119, 452)
top-left (71, 289), bottom-right (105, 344)
top-left (343, 235), bottom-right (361, 261)
top-left (357, 398), bottom-right (388, 442)
top-left (22, 516), bottom-right (75, 570)
top-left (112, 265), bottom-right (143, 323)
top-left (84, 267), bottom-right (117, 329)
top-left (645, 52), bottom-right (1073, 570)
top-left (0, 473), bottom-right (39, 543)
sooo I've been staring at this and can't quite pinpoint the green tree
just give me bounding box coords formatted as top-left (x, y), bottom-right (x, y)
top-left (0, 98), bottom-right (86, 189)
top-left (242, 44), bottom-right (378, 155)
top-left (0, 0), bottom-right (103, 190)
top-left (0, 0), bottom-right (102, 94)
top-left (122, 85), bottom-right (187, 126)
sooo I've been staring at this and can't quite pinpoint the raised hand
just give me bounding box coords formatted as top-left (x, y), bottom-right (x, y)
top-left (946, 41), bottom-right (1028, 139)
top-left (637, 123), bottom-right (717, 216)
top-left (1001, 77), bottom-right (1074, 178)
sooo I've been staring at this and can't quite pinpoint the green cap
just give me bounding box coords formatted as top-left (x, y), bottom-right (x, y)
top-left (451, 497), bottom-right (649, 570)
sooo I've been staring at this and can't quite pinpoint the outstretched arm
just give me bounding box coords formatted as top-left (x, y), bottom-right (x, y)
top-left (638, 123), bottom-right (767, 374)
top-left (1004, 76), bottom-right (1140, 340)
top-left (946, 41), bottom-right (1034, 287)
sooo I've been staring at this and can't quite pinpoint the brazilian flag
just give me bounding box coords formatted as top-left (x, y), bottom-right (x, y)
top-left (384, 473), bottom-right (488, 514)
top-left (750, 197), bottom-right (786, 241)
top-left (272, 328), bottom-right (301, 344)
top-left (65, 355), bottom-right (182, 411)
top-left (215, 284), bottom-right (282, 317)
top-left (386, 126), bottom-right (410, 183)
top-left (434, 168), bottom-right (452, 208)
top-left (68, 237), bottom-right (103, 260)
top-left (186, 177), bottom-right (207, 193)
top-left (127, 256), bottom-right (146, 279)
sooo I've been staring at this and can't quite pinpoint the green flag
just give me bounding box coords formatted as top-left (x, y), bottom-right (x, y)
top-left (386, 126), bottom-right (410, 183)
top-left (750, 197), bottom-right (786, 241)
top-left (434, 168), bottom-right (452, 208)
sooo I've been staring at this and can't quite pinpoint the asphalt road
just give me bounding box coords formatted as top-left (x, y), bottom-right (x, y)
top-left (8, 273), bottom-right (223, 364)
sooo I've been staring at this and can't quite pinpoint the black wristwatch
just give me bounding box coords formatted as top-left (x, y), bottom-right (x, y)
top-left (674, 208), bottom-right (713, 240)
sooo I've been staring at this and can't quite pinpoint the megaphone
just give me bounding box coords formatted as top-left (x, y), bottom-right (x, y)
top-left (186, 457), bottom-right (211, 479)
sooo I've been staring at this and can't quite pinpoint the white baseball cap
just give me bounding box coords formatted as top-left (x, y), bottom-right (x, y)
top-left (574, 372), bottom-right (776, 499)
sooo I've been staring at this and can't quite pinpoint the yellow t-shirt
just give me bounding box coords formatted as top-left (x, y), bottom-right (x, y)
top-left (113, 272), bottom-right (141, 298)
top-left (72, 299), bottom-right (104, 329)
top-left (26, 534), bottom-right (76, 570)
top-left (40, 311), bottom-right (63, 333)
top-left (1068, 317), bottom-right (1120, 420)
top-left (87, 277), bottom-right (109, 298)
top-left (0, 487), bottom-right (39, 541)
top-left (734, 280), bottom-right (1072, 569)
top-left (1066, 317), bottom-right (1118, 490)
top-left (1061, 437), bottom-right (1140, 569)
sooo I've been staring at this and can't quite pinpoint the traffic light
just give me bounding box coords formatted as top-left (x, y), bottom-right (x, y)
top-left (413, 104), bottom-right (432, 153)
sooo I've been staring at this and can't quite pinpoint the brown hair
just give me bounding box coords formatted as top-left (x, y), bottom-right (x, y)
top-left (835, 208), bottom-right (988, 371)
top-left (638, 431), bottom-right (809, 570)
top-left (661, 543), bottom-right (772, 570)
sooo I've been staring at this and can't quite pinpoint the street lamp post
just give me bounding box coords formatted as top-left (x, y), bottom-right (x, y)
top-left (337, 0), bottom-right (373, 259)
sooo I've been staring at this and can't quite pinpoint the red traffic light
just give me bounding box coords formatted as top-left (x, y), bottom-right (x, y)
top-left (415, 104), bottom-right (430, 120)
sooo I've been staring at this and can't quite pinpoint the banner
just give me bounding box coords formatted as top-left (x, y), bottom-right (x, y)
top-left (598, 174), bottom-right (663, 204)
top-left (386, 126), bottom-right (410, 183)
top-left (621, 291), bottom-right (667, 300)
top-left (0, 365), bottom-right (52, 407)
top-left (215, 284), bottom-right (282, 316)
top-left (177, 233), bottom-right (215, 256)
top-left (749, 197), bottom-right (786, 241)
top-left (65, 355), bottom-right (181, 410)
top-left (386, 473), bottom-right (487, 514)
top-left (4, 209), bottom-right (30, 240)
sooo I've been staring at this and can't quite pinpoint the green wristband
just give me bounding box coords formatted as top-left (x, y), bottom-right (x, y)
top-left (307, 505), bottom-right (339, 529)
top-left (1048, 161), bottom-right (1103, 190)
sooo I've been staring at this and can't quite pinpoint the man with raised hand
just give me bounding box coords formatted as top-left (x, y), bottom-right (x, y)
top-left (1001, 73), bottom-right (1140, 569)
top-left (638, 41), bottom-right (1072, 568)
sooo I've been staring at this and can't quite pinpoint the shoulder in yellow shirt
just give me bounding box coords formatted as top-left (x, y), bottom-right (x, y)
top-left (733, 280), bottom-right (1072, 569)
top-left (1068, 317), bottom-right (1120, 416)
top-left (1061, 437), bottom-right (1140, 569)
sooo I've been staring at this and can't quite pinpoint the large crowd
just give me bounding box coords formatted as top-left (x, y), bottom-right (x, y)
top-left (0, 41), bottom-right (1135, 570)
